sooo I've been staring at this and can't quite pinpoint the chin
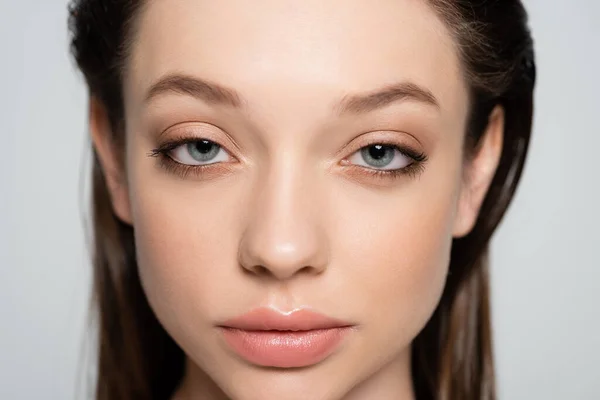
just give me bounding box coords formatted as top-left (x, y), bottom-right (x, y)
top-left (218, 367), bottom-right (351, 400)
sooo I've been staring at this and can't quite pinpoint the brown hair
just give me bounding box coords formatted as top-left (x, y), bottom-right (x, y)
top-left (68, 1), bottom-right (535, 399)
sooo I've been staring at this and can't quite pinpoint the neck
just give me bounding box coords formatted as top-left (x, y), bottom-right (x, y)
top-left (172, 349), bottom-right (415, 400)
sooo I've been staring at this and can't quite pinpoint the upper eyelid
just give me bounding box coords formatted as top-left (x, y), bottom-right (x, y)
top-left (342, 136), bottom-right (424, 162)
top-left (331, 129), bottom-right (423, 156)
top-left (160, 122), bottom-right (243, 153)
top-left (160, 126), bottom-right (423, 162)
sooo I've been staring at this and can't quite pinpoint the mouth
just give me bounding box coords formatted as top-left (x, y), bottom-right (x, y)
top-left (217, 307), bottom-right (355, 368)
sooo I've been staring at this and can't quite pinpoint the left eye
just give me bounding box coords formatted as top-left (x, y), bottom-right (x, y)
top-left (347, 144), bottom-right (413, 170)
top-left (170, 140), bottom-right (232, 165)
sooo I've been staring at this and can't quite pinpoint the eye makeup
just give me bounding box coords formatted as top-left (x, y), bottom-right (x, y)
top-left (148, 129), bottom-right (428, 182)
top-left (341, 136), bottom-right (427, 182)
top-left (148, 135), bottom-right (239, 180)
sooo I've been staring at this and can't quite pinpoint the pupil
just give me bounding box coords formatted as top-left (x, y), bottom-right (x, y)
top-left (368, 145), bottom-right (388, 160)
top-left (195, 140), bottom-right (214, 153)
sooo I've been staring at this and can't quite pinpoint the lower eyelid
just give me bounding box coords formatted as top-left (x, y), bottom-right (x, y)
top-left (159, 153), bottom-right (239, 178)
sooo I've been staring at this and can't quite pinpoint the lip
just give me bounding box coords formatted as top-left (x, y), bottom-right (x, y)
top-left (217, 307), bottom-right (355, 368)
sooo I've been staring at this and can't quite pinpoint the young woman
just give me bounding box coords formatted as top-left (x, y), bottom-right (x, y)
top-left (68, 0), bottom-right (536, 399)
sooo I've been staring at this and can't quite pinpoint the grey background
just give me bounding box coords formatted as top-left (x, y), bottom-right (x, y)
top-left (0, 0), bottom-right (598, 399)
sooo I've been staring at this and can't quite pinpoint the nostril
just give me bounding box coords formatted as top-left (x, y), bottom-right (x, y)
top-left (299, 265), bottom-right (316, 275)
top-left (244, 264), bottom-right (317, 279)
top-left (255, 265), bottom-right (270, 276)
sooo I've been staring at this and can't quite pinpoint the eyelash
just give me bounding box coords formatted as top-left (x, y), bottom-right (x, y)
top-left (148, 136), bottom-right (428, 181)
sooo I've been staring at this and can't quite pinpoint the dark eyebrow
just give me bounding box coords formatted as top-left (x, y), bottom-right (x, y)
top-left (145, 73), bottom-right (439, 114)
top-left (334, 81), bottom-right (439, 115)
top-left (145, 74), bottom-right (245, 108)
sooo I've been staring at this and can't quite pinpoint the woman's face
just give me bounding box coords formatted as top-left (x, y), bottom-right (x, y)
top-left (95, 0), bottom-right (500, 398)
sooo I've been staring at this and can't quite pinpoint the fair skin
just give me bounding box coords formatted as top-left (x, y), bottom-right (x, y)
top-left (91, 0), bottom-right (504, 399)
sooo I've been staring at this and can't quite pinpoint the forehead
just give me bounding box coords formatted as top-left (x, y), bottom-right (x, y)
top-left (126, 0), bottom-right (467, 124)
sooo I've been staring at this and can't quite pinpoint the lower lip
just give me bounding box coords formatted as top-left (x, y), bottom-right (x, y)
top-left (219, 327), bottom-right (351, 368)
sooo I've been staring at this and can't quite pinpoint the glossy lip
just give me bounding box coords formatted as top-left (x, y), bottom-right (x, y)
top-left (217, 307), bottom-right (356, 368)
top-left (219, 307), bottom-right (354, 331)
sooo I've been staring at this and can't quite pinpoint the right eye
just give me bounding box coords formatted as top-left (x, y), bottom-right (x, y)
top-left (169, 139), bottom-right (233, 166)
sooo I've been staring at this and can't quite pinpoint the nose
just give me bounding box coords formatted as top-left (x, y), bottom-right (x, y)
top-left (238, 159), bottom-right (329, 281)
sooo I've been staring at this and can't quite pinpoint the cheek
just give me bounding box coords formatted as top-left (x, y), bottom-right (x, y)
top-left (337, 193), bottom-right (456, 329)
top-left (126, 160), bottom-right (251, 349)
top-left (132, 191), bottom-right (242, 306)
top-left (329, 151), bottom-right (463, 349)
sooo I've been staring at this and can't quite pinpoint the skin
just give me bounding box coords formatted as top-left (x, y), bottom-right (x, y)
top-left (91, 0), bottom-right (504, 398)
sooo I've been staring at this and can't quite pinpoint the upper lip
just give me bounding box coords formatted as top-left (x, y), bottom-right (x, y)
top-left (219, 307), bottom-right (354, 331)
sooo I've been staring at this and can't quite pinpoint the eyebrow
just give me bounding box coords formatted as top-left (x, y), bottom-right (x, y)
top-left (145, 73), bottom-right (439, 114)
top-left (334, 81), bottom-right (439, 115)
top-left (146, 74), bottom-right (244, 108)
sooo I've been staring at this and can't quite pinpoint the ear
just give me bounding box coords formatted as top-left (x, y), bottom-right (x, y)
top-left (90, 97), bottom-right (133, 225)
top-left (453, 105), bottom-right (505, 238)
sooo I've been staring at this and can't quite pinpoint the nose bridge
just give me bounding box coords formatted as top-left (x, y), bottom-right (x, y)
top-left (238, 151), bottom-right (328, 280)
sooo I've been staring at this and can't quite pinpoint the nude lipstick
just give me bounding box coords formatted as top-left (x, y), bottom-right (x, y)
top-left (217, 307), bottom-right (354, 368)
